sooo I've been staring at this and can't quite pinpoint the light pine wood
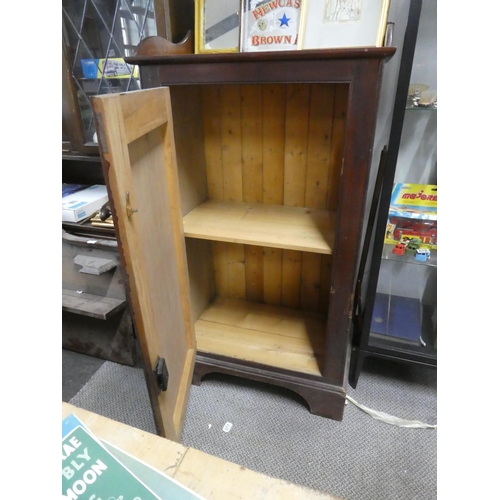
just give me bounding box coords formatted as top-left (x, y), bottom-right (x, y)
top-left (245, 244), bottom-right (264, 302)
top-left (183, 200), bottom-right (336, 254)
top-left (195, 297), bottom-right (326, 376)
top-left (201, 83), bottom-right (345, 212)
top-left (62, 403), bottom-right (340, 499)
top-left (262, 85), bottom-right (286, 205)
top-left (227, 242), bottom-right (246, 299)
top-left (212, 241), bottom-right (230, 297)
top-left (207, 242), bottom-right (331, 313)
top-left (201, 86), bottom-right (224, 201)
top-left (92, 88), bottom-right (196, 441)
top-left (119, 88), bottom-right (170, 145)
top-left (263, 247), bottom-right (283, 305)
top-left (241, 85), bottom-right (264, 204)
top-left (283, 85), bottom-right (310, 207)
top-left (221, 85), bottom-right (243, 202)
top-left (281, 249), bottom-right (302, 309)
top-left (185, 238), bottom-right (216, 322)
top-left (169, 87), bottom-right (208, 216)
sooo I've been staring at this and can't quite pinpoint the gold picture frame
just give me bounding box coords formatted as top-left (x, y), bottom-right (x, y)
top-left (195, 0), bottom-right (241, 53)
top-left (298, 0), bottom-right (391, 50)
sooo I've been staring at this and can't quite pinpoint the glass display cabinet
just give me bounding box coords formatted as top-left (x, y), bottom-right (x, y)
top-left (62, 0), bottom-right (159, 155)
top-left (349, 0), bottom-right (437, 387)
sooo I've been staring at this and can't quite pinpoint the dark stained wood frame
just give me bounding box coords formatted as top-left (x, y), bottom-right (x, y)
top-left (124, 43), bottom-right (395, 421)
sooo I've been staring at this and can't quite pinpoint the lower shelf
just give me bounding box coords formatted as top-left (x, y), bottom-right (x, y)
top-left (194, 296), bottom-right (326, 377)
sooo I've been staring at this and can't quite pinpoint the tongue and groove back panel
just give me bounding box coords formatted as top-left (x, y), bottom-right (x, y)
top-left (170, 83), bottom-right (348, 317)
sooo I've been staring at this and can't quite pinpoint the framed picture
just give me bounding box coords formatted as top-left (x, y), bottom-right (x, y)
top-left (298, 0), bottom-right (391, 50)
top-left (195, 0), bottom-right (241, 53)
top-left (240, 0), bottom-right (302, 52)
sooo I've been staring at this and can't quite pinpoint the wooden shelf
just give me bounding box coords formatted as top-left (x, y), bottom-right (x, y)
top-left (194, 296), bottom-right (326, 376)
top-left (62, 288), bottom-right (126, 320)
top-left (183, 200), bottom-right (335, 254)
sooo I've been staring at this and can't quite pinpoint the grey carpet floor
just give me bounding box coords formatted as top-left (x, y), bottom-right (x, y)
top-left (69, 358), bottom-right (437, 500)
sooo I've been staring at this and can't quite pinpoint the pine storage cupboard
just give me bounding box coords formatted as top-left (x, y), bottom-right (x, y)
top-left (92, 42), bottom-right (395, 440)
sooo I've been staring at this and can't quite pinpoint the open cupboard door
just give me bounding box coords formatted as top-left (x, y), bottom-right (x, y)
top-left (92, 87), bottom-right (197, 441)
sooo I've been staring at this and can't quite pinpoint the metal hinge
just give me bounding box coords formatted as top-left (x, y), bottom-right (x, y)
top-left (153, 356), bottom-right (169, 392)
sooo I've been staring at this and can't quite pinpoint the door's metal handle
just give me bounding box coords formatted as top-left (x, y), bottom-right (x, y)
top-left (126, 191), bottom-right (138, 218)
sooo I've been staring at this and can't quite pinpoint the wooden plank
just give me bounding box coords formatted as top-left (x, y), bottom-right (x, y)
top-left (202, 86), bottom-right (224, 200)
top-left (305, 84), bottom-right (336, 209)
top-left (62, 288), bottom-right (126, 319)
top-left (185, 238), bottom-right (216, 322)
top-left (226, 242), bottom-right (246, 299)
top-left (170, 86), bottom-right (208, 215)
top-left (241, 85), bottom-right (263, 203)
top-left (62, 403), bottom-right (340, 500)
top-left (244, 245), bottom-right (264, 302)
top-left (118, 88), bottom-right (170, 145)
top-left (281, 250), bottom-right (302, 309)
top-left (263, 84), bottom-right (286, 205)
top-left (183, 200), bottom-right (335, 254)
top-left (221, 86), bottom-right (243, 201)
top-left (283, 84), bottom-right (310, 207)
top-left (195, 297), bottom-right (325, 376)
top-left (128, 126), bottom-right (195, 440)
top-left (212, 241), bottom-right (230, 297)
top-left (263, 247), bottom-right (282, 305)
top-left (92, 88), bottom-right (196, 441)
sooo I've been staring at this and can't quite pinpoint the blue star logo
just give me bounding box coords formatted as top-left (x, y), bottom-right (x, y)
top-left (278, 13), bottom-right (290, 27)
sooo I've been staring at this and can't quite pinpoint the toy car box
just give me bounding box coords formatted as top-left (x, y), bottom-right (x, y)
top-left (384, 183), bottom-right (437, 250)
top-left (62, 184), bottom-right (108, 223)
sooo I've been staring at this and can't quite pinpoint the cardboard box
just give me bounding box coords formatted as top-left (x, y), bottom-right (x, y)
top-left (80, 58), bottom-right (139, 79)
top-left (384, 183), bottom-right (438, 249)
top-left (62, 184), bottom-right (108, 223)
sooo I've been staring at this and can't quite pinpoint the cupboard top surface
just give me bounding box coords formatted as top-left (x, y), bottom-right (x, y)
top-left (127, 45), bottom-right (396, 66)
top-left (126, 39), bottom-right (395, 85)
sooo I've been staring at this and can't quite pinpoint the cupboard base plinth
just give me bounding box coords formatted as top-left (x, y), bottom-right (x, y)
top-left (192, 353), bottom-right (346, 421)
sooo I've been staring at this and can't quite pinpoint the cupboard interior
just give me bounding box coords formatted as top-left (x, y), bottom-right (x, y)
top-left (169, 82), bottom-right (349, 377)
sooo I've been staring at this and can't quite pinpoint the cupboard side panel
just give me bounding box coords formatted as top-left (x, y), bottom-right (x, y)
top-left (186, 238), bottom-right (216, 322)
top-left (170, 86), bottom-right (208, 215)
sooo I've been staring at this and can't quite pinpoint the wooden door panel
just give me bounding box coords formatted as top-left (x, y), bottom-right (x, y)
top-left (92, 88), bottom-right (196, 441)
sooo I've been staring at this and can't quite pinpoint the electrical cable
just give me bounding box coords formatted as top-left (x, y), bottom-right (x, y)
top-left (346, 395), bottom-right (437, 429)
